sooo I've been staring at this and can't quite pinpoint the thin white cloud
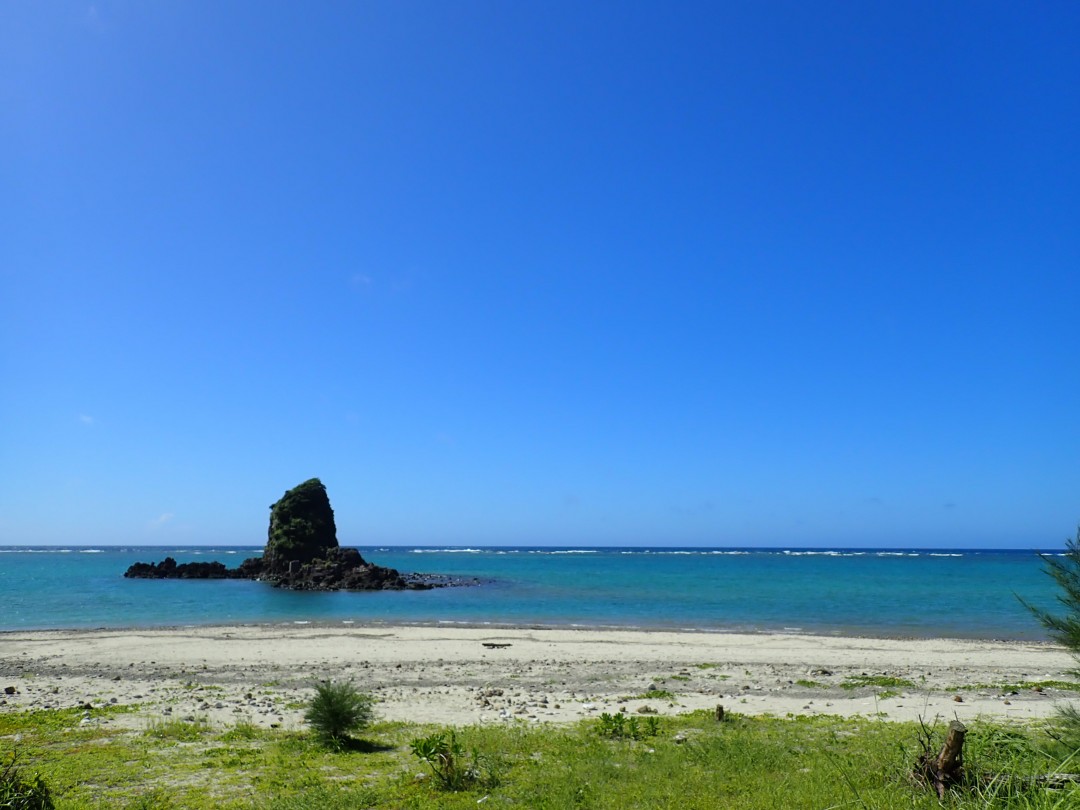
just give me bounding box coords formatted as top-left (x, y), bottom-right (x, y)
top-left (78, 414), bottom-right (95, 426)
top-left (149, 513), bottom-right (175, 528)
top-left (84, 4), bottom-right (105, 33)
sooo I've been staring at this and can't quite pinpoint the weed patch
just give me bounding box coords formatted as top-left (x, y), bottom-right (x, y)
top-left (840, 675), bottom-right (915, 690)
top-left (596, 712), bottom-right (660, 740)
top-left (1, 749), bottom-right (54, 809)
top-left (626, 689), bottom-right (676, 701)
top-left (144, 717), bottom-right (212, 742)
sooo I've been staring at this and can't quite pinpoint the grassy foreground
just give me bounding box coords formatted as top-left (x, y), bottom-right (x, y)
top-left (2, 705), bottom-right (1078, 809)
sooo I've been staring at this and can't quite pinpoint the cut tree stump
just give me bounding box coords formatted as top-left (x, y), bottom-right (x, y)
top-left (914, 720), bottom-right (967, 799)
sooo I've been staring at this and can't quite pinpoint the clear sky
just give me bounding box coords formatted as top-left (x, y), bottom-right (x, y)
top-left (2, 2), bottom-right (1078, 548)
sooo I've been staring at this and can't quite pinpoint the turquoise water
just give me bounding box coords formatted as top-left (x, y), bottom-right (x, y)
top-left (0, 546), bottom-right (1063, 639)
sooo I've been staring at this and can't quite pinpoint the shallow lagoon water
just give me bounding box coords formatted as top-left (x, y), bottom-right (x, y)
top-left (0, 545), bottom-right (1061, 639)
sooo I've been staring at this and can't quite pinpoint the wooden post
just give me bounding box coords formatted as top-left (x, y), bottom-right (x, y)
top-left (715, 704), bottom-right (725, 722)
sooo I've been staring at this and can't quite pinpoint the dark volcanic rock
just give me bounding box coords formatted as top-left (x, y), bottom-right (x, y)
top-left (124, 479), bottom-right (449, 591)
top-left (124, 557), bottom-right (238, 579)
top-left (274, 547), bottom-right (427, 591)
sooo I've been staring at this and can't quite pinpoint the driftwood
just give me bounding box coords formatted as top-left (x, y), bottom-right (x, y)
top-left (914, 720), bottom-right (967, 799)
top-left (481, 642), bottom-right (512, 649)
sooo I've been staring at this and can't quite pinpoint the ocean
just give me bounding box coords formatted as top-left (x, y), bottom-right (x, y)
top-left (0, 545), bottom-right (1064, 640)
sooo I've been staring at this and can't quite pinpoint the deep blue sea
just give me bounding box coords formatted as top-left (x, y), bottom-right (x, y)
top-left (0, 546), bottom-right (1065, 640)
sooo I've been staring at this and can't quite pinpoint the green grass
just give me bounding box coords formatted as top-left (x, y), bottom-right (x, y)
top-left (143, 717), bottom-right (213, 742)
top-left (217, 721), bottom-right (267, 742)
top-left (1, 705), bottom-right (1077, 808)
top-left (840, 675), bottom-right (916, 690)
top-left (958, 680), bottom-right (1080, 693)
top-left (795, 679), bottom-right (824, 688)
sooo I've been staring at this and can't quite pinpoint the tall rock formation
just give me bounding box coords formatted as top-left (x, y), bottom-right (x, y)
top-left (262, 478), bottom-right (338, 575)
top-left (124, 478), bottom-right (456, 590)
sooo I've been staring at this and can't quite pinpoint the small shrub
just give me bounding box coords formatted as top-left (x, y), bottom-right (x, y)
top-left (409, 729), bottom-right (501, 791)
top-left (597, 712), bottom-right (660, 740)
top-left (0, 750), bottom-right (55, 810)
top-left (305, 680), bottom-right (374, 747)
top-left (410, 730), bottom-right (469, 791)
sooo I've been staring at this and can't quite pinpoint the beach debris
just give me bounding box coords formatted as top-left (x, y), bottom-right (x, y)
top-left (3, 686), bottom-right (16, 695)
top-left (481, 643), bottom-right (511, 649)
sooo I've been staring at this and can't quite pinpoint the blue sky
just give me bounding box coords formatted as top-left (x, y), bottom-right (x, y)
top-left (2, 2), bottom-right (1078, 548)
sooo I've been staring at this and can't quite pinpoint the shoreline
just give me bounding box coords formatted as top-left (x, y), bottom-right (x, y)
top-left (0, 617), bottom-right (1054, 644)
top-left (2, 624), bottom-right (1075, 730)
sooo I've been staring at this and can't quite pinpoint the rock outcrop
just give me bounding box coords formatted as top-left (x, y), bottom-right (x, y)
top-left (125, 478), bottom-right (441, 591)
top-left (271, 547), bottom-right (414, 590)
top-left (262, 478), bottom-right (339, 575)
top-left (123, 557), bottom-right (240, 579)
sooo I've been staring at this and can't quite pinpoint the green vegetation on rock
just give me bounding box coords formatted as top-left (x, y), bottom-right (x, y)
top-left (264, 478), bottom-right (338, 572)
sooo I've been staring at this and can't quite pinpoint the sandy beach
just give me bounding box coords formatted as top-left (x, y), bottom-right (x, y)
top-left (1, 625), bottom-right (1075, 731)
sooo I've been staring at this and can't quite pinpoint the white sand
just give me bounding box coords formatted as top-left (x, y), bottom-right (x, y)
top-left (1, 625), bottom-right (1075, 731)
